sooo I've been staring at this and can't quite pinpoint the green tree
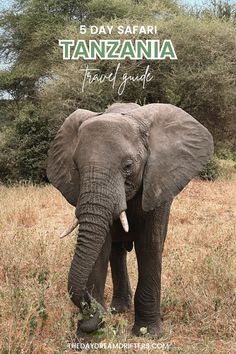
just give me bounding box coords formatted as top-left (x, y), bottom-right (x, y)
top-left (0, 104), bottom-right (52, 183)
top-left (0, 0), bottom-right (84, 101)
top-left (0, 0), bottom-right (235, 183)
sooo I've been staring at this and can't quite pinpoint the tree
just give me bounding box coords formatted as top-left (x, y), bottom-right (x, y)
top-left (0, 0), bottom-right (82, 101)
top-left (0, 0), bottom-right (235, 183)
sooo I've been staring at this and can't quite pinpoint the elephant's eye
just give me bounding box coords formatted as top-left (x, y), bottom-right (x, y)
top-left (123, 160), bottom-right (133, 174)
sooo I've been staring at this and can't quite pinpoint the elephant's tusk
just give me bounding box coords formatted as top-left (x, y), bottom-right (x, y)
top-left (60, 217), bottom-right (79, 238)
top-left (120, 211), bottom-right (129, 233)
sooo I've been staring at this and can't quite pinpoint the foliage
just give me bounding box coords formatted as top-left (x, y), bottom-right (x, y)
top-left (86, 0), bottom-right (180, 21)
top-left (186, 0), bottom-right (236, 22)
top-left (0, 0), bottom-right (236, 183)
top-left (41, 14), bottom-right (236, 139)
top-left (199, 157), bottom-right (220, 181)
top-left (0, 104), bottom-right (51, 183)
top-left (87, 0), bottom-right (134, 20)
top-left (216, 141), bottom-right (236, 161)
top-left (202, 0), bottom-right (236, 22)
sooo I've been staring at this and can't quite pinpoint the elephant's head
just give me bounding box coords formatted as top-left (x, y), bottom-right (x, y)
top-left (47, 103), bottom-right (213, 332)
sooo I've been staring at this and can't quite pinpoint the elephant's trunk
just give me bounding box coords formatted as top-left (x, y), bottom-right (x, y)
top-left (68, 166), bottom-right (125, 332)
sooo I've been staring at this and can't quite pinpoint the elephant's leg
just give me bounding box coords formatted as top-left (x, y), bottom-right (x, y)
top-left (110, 241), bottom-right (132, 313)
top-left (132, 201), bottom-right (172, 337)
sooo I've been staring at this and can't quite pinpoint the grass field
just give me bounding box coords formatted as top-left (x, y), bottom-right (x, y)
top-left (0, 179), bottom-right (235, 353)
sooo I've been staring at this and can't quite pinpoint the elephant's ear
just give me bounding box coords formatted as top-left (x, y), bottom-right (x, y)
top-left (47, 109), bottom-right (98, 206)
top-left (134, 104), bottom-right (214, 211)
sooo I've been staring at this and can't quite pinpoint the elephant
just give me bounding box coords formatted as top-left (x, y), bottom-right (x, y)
top-left (47, 102), bottom-right (213, 337)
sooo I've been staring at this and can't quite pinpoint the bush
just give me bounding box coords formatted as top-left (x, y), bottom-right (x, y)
top-left (0, 104), bottom-right (52, 184)
top-left (199, 157), bottom-right (220, 181)
top-left (216, 141), bottom-right (236, 161)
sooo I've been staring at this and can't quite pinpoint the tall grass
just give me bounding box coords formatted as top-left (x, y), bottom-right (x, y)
top-left (0, 180), bottom-right (235, 353)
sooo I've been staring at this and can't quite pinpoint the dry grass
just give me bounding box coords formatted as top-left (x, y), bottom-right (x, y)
top-left (0, 179), bottom-right (235, 353)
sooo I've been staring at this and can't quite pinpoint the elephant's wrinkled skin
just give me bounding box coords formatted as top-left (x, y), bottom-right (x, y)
top-left (47, 103), bottom-right (213, 337)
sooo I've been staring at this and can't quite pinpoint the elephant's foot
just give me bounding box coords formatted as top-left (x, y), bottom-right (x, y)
top-left (110, 296), bottom-right (132, 314)
top-left (132, 321), bottom-right (163, 338)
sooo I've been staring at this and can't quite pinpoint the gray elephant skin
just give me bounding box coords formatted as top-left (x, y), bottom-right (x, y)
top-left (47, 103), bottom-right (213, 337)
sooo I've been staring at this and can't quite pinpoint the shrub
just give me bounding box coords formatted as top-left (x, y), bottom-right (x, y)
top-left (216, 141), bottom-right (236, 161)
top-left (199, 157), bottom-right (220, 181)
top-left (0, 104), bottom-right (52, 184)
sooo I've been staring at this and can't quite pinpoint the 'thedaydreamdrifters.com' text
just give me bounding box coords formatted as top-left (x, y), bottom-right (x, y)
top-left (68, 341), bottom-right (172, 351)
